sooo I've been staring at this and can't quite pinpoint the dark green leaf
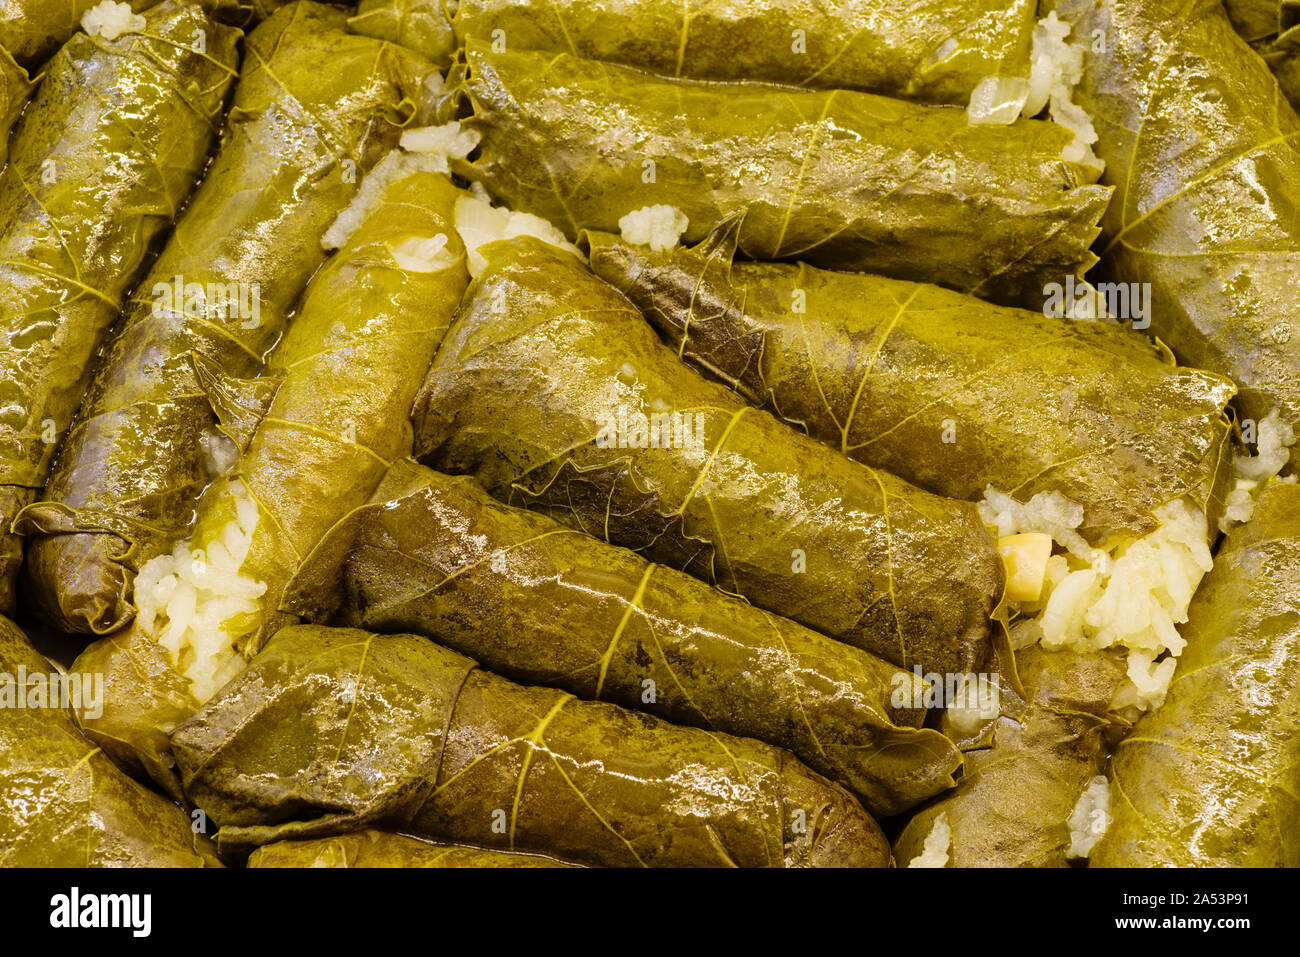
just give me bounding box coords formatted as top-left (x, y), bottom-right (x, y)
top-left (284, 459), bottom-right (963, 817)
top-left (173, 625), bottom-right (892, 868)
top-left (414, 237), bottom-right (1004, 677)
top-left (449, 43), bottom-right (1111, 306)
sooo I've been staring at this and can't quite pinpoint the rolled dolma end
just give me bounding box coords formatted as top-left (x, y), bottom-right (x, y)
top-left (892, 646), bottom-right (1127, 868)
top-left (0, 615), bottom-right (220, 867)
top-left (282, 459), bottom-right (964, 819)
top-left (248, 830), bottom-right (579, 867)
top-left (65, 625), bottom-right (201, 803)
top-left (1091, 481), bottom-right (1300, 868)
top-left (584, 221), bottom-right (1238, 545)
top-left (171, 626), bottom-right (892, 868)
top-left (413, 236), bottom-right (1003, 680)
top-left (446, 42), bottom-right (1111, 307)
top-left (451, 0), bottom-right (1036, 106)
top-left (15, 0), bottom-right (438, 637)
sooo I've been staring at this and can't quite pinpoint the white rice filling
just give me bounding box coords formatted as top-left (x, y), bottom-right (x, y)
top-left (1220, 409), bottom-right (1297, 532)
top-left (945, 672), bottom-right (1001, 736)
top-left (453, 192), bottom-right (582, 277)
top-left (134, 481), bottom-right (265, 703)
top-left (983, 488), bottom-right (1213, 713)
top-left (389, 234), bottom-right (455, 272)
top-left (199, 429), bottom-right (239, 480)
top-left (82, 1), bottom-right (145, 39)
top-left (908, 812), bottom-right (951, 868)
top-left (968, 12), bottom-right (1103, 173)
top-left (323, 122), bottom-right (481, 250)
top-left (618, 205), bottom-right (689, 252)
top-left (1066, 775), bottom-right (1111, 859)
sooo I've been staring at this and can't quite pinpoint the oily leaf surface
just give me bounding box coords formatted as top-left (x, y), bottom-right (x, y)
top-left (413, 237), bottom-right (1003, 677)
top-left (588, 224), bottom-right (1237, 543)
top-left (16, 1), bottom-right (435, 635)
top-left (893, 646), bottom-right (1126, 868)
top-left (1052, 0), bottom-right (1300, 462)
top-left (452, 43), bottom-right (1111, 307)
top-left (453, 0), bottom-right (1034, 105)
top-left (0, 45), bottom-right (32, 165)
top-left (1092, 482), bottom-right (1300, 867)
top-left (284, 459), bottom-right (963, 818)
top-left (248, 829), bottom-right (577, 867)
top-left (172, 625), bottom-right (891, 867)
top-left (0, 615), bottom-right (220, 867)
top-left (1224, 0), bottom-right (1300, 108)
top-left (350, 0), bottom-right (457, 65)
top-left (0, 1), bottom-right (239, 614)
top-left (60, 171), bottom-right (469, 797)
top-left (192, 170), bottom-right (470, 656)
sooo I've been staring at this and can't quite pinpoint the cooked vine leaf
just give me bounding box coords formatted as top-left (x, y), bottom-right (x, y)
top-left (0, 0), bottom-right (263, 63)
top-left (445, 43), bottom-right (1111, 307)
top-left (62, 625), bottom-right (200, 802)
top-left (1051, 0), bottom-right (1300, 464)
top-left (0, 0), bottom-right (114, 66)
top-left (452, 0), bottom-right (1035, 105)
top-left (413, 237), bottom-right (1004, 677)
top-left (0, 0), bottom-right (240, 616)
top-left (587, 220), bottom-right (1237, 544)
top-left (1224, 0), bottom-right (1300, 108)
top-left (248, 830), bottom-right (578, 868)
top-left (349, 0), bottom-right (456, 64)
top-left (0, 616), bottom-right (220, 867)
top-left (59, 168), bottom-right (470, 800)
top-left (1092, 482), bottom-right (1300, 867)
top-left (192, 170), bottom-right (470, 657)
top-left (284, 459), bottom-right (963, 818)
top-left (0, 46), bottom-right (33, 165)
top-left (893, 646), bottom-right (1127, 868)
top-left (15, 0), bottom-right (436, 635)
top-left (172, 625), bottom-right (892, 868)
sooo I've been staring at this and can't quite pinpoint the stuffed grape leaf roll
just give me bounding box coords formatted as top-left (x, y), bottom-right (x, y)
top-left (284, 459), bottom-right (963, 818)
top-left (63, 163), bottom-right (471, 796)
top-left (0, 615), bottom-right (220, 867)
top-left (16, 0), bottom-right (436, 635)
top-left (444, 43), bottom-right (1111, 307)
top-left (248, 830), bottom-right (577, 868)
top-left (587, 220), bottom-right (1238, 544)
top-left (1090, 481), bottom-right (1300, 867)
top-left (0, 0), bottom-right (239, 616)
top-left (451, 0), bottom-right (1036, 105)
top-left (413, 237), bottom-right (1004, 679)
top-left (1049, 0), bottom-right (1300, 466)
top-left (171, 625), bottom-right (892, 868)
